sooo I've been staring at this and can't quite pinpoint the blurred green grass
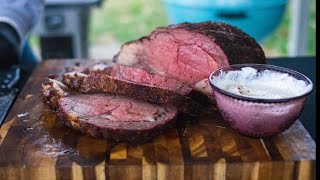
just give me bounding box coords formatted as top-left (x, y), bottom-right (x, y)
top-left (89, 0), bottom-right (315, 57)
top-left (90, 0), bottom-right (168, 43)
top-left (31, 0), bottom-right (315, 57)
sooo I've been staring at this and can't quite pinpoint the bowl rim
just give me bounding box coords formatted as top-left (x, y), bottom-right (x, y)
top-left (208, 63), bottom-right (314, 103)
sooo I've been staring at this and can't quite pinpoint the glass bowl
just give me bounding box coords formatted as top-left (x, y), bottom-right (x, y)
top-left (209, 64), bottom-right (313, 138)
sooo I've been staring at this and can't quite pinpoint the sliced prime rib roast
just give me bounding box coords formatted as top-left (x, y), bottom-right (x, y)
top-left (41, 78), bottom-right (178, 143)
top-left (62, 64), bottom-right (206, 115)
top-left (114, 21), bottom-right (266, 96)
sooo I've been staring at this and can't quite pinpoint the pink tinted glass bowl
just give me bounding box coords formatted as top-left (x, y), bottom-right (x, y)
top-left (209, 64), bottom-right (313, 138)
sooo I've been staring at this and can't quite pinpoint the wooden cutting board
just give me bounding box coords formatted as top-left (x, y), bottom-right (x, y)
top-left (0, 60), bottom-right (315, 180)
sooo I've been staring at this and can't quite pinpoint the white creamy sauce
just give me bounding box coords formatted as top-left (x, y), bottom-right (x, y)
top-left (211, 67), bottom-right (312, 99)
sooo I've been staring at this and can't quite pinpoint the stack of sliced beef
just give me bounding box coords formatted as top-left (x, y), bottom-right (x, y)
top-left (62, 64), bottom-right (205, 115)
top-left (41, 21), bottom-right (266, 143)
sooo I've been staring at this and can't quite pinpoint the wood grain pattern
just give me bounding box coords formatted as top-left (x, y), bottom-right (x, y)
top-left (0, 60), bottom-right (316, 180)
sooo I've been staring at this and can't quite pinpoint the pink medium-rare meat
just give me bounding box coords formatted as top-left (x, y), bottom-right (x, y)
top-left (109, 65), bottom-right (212, 105)
top-left (62, 64), bottom-right (204, 115)
top-left (114, 21), bottom-right (266, 95)
top-left (110, 65), bottom-right (191, 95)
top-left (41, 78), bottom-right (178, 143)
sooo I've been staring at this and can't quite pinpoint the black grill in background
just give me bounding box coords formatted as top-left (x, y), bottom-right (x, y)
top-left (33, 0), bottom-right (104, 59)
top-left (40, 36), bottom-right (74, 59)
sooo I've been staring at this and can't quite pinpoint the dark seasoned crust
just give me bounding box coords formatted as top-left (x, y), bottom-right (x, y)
top-left (62, 71), bottom-right (203, 115)
top-left (40, 78), bottom-right (178, 143)
top-left (166, 21), bottom-right (266, 65)
top-left (41, 77), bottom-right (70, 110)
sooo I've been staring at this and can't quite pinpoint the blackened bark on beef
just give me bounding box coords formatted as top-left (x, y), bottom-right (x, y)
top-left (170, 22), bottom-right (266, 64)
top-left (41, 77), bottom-right (70, 110)
top-left (41, 78), bottom-right (178, 143)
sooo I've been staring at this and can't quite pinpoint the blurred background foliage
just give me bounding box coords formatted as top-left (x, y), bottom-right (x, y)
top-left (30, 0), bottom-right (315, 58)
top-left (89, 0), bottom-right (315, 57)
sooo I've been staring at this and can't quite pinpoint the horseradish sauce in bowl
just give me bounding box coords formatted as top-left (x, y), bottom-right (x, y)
top-left (209, 64), bottom-right (313, 137)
